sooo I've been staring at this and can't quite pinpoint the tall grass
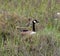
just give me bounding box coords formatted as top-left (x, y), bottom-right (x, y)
top-left (0, 0), bottom-right (60, 56)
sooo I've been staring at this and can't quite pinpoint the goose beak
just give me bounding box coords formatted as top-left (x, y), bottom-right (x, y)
top-left (34, 19), bottom-right (39, 23)
top-left (37, 21), bottom-right (39, 23)
top-left (36, 20), bottom-right (39, 23)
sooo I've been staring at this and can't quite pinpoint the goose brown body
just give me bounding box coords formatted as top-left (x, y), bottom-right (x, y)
top-left (20, 19), bottom-right (39, 35)
top-left (21, 31), bottom-right (36, 35)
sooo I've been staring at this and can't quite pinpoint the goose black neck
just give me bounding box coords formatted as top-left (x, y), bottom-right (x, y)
top-left (32, 22), bottom-right (35, 32)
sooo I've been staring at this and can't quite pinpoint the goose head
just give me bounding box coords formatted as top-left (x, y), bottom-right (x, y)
top-left (32, 19), bottom-right (39, 24)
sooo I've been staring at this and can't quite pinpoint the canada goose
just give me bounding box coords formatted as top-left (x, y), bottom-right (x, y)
top-left (20, 19), bottom-right (39, 35)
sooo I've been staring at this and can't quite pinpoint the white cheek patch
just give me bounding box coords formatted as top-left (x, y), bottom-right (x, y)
top-left (33, 21), bottom-right (36, 23)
